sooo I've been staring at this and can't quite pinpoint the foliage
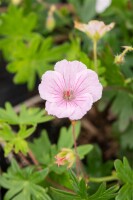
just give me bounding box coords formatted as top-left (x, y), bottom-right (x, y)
top-left (0, 0), bottom-right (133, 200)
top-left (0, 102), bottom-right (53, 125)
top-left (68, 0), bottom-right (96, 22)
top-left (51, 170), bottom-right (118, 200)
top-left (0, 159), bottom-right (51, 200)
top-left (29, 122), bottom-right (93, 173)
top-left (0, 5), bottom-right (37, 60)
top-left (86, 145), bottom-right (114, 177)
top-left (0, 123), bottom-right (35, 155)
top-left (6, 35), bottom-right (69, 90)
top-left (114, 157), bottom-right (133, 200)
top-left (0, 102), bottom-right (53, 155)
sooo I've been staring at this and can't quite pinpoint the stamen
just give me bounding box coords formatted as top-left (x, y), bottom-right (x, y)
top-left (63, 90), bottom-right (74, 101)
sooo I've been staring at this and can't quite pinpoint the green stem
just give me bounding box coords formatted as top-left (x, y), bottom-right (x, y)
top-left (93, 39), bottom-right (98, 73)
top-left (89, 175), bottom-right (118, 183)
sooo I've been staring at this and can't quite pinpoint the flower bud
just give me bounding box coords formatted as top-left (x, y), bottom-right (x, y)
top-left (46, 5), bottom-right (56, 31)
top-left (46, 15), bottom-right (56, 31)
top-left (114, 55), bottom-right (124, 65)
top-left (55, 148), bottom-right (75, 168)
top-left (114, 46), bottom-right (133, 65)
top-left (11, 0), bottom-right (22, 5)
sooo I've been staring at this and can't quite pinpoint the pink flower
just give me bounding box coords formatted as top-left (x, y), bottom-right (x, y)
top-left (38, 60), bottom-right (102, 120)
top-left (74, 20), bottom-right (115, 41)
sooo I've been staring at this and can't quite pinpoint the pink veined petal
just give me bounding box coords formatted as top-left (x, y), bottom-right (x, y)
top-left (87, 21), bottom-right (105, 35)
top-left (69, 93), bottom-right (93, 120)
top-left (73, 69), bottom-right (103, 102)
top-left (38, 60), bottom-right (103, 120)
top-left (54, 60), bottom-right (87, 91)
top-left (88, 84), bottom-right (103, 102)
top-left (45, 101), bottom-right (75, 119)
top-left (38, 71), bottom-right (65, 102)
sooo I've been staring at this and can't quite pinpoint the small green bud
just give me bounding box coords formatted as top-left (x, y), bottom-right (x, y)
top-left (114, 55), bottom-right (124, 65)
top-left (55, 148), bottom-right (75, 168)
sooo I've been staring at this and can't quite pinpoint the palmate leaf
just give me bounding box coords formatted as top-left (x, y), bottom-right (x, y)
top-left (111, 91), bottom-right (133, 132)
top-left (77, 144), bottom-right (93, 159)
top-left (0, 123), bottom-right (35, 156)
top-left (0, 102), bottom-right (53, 125)
top-left (51, 170), bottom-right (118, 200)
top-left (50, 187), bottom-right (81, 200)
top-left (57, 121), bottom-right (81, 149)
top-left (68, 0), bottom-right (96, 22)
top-left (0, 160), bottom-right (51, 200)
top-left (0, 5), bottom-right (37, 60)
top-left (7, 34), bottom-right (69, 90)
top-left (114, 157), bottom-right (133, 200)
top-left (29, 130), bottom-right (69, 174)
top-left (0, 5), bottom-right (37, 36)
top-left (89, 184), bottom-right (118, 200)
top-left (121, 124), bottom-right (133, 149)
top-left (86, 145), bottom-right (113, 177)
top-left (29, 123), bottom-right (92, 173)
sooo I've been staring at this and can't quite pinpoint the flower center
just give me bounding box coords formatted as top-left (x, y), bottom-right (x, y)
top-left (63, 90), bottom-right (74, 101)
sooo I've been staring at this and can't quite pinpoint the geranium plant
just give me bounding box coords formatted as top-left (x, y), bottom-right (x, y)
top-left (0, 0), bottom-right (133, 200)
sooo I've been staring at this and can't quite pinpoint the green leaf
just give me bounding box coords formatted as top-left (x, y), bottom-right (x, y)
top-left (114, 157), bottom-right (133, 184)
top-left (0, 123), bottom-right (35, 156)
top-left (68, 0), bottom-right (96, 22)
top-left (51, 171), bottom-right (118, 200)
top-left (0, 5), bottom-right (37, 60)
top-left (29, 168), bottom-right (49, 184)
top-left (50, 187), bottom-right (80, 200)
top-left (6, 34), bottom-right (69, 90)
top-left (0, 159), bottom-right (51, 200)
top-left (0, 5), bottom-right (37, 37)
top-left (114, 157), bottom-right (133, 200)
top-left (29, 130), bottom-right (51, 165)
top-left (77, 144), bottom-right (93, 159)
top-left (121, 124), bottom-right (133, 149)
top-left (111, 91), bottom-right (133, 132)
top-left (57, 122), bottom-right (81, 149)
top-left (89, 183), bottom-right (118, 200)
top-left (86, 145), bottom-right (113, 177)
top-left (0, 102), bottom-right (53, 125)
top-left (116, 184), bottom-right (133, 200)
top-left (68, 170), bottom-right (88, 199)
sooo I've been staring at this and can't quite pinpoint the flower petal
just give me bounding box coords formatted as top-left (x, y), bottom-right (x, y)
top-left (69, 93), bottom-right (93, 120)
top-left (54, 60), bottom-right (87, 90)
top-left (73, 69), bottom-right (103, 102)
top-left (38, 71), bottom-right (65, 102)
top-left (45, 101), bottom-right (75, 118)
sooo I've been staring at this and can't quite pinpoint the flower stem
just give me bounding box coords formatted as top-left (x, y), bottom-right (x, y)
top-left (89, 175), bottom-right (118, 183)
top-left (71, 120), bottom-right (80, 176)
top-left (93, 39), bottom-right (98, 73)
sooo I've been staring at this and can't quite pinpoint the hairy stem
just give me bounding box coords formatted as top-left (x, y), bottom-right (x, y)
top-left (71, 120), bottom-right (80, 176)
top-left (93, 39), bottom-right (98, 72)
top-left (89, 175), bottom-right (118, 183)
top-left (28, 149), bottom-right (40, 168)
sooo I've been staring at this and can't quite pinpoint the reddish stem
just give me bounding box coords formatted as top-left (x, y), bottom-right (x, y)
top-left (71, 121), bottom-right (80, 176)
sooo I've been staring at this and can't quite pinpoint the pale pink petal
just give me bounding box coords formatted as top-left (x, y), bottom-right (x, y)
top-left (45, 101), bottom-right (75, 118)
top-left (69, 93), bottom-right (93, 120)
top-left (39, 60), bottom-right (103, 120)
top-left (54, 60), bottom-right (87, 90)
top-left (38, 71), bottom-right (65, 102)
top-left (73, 69), bottom-right (102, 102)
